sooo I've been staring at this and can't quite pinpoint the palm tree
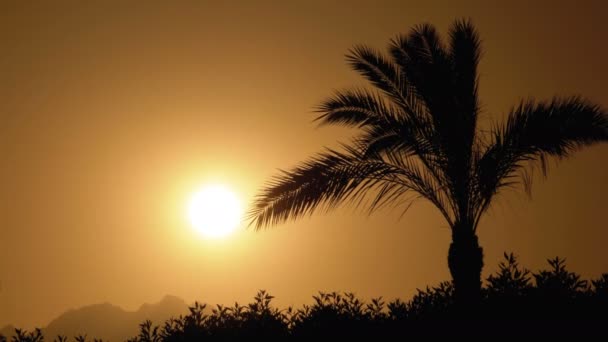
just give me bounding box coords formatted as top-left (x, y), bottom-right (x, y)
top-left (248, 19), bottom-right (608, 304)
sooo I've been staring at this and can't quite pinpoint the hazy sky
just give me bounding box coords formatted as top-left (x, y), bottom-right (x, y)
top-left (1, 0), bottom-right (607, 329)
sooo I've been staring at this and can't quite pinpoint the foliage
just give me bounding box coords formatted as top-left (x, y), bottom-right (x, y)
top-left (486, 252), bottom-right (532, 297)
top-left (3, 254), bottom-right (607, 340)
top-left (534, 257), bottom-right (588, 295)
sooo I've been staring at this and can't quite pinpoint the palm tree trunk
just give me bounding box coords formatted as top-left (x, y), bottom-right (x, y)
top-left (448, 223), bottom-right (484, 306)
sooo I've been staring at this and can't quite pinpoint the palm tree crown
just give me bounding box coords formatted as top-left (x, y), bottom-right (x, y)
top-left (249, 20), bottom-right (607, 232)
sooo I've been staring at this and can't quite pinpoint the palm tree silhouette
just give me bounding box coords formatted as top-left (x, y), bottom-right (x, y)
top-left (248, 20), bottom-right (607, 304)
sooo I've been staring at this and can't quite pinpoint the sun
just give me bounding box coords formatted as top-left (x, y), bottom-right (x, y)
top-left (188, 184), bottom-right (242, 238)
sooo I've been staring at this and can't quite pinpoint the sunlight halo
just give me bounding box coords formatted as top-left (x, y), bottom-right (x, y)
top-left (188, 184), bottom-right (242, 238)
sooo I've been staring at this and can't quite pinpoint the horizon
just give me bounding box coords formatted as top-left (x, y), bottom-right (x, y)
top-left (2, 0), bottom-right (607, 330)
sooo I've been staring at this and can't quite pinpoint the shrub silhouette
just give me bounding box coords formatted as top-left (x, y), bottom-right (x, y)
top-left (2, 255), bottom-right (607, 341)
top-left (592, 273), bottom-right (608, 301)
top-left (486, 252), bottom-right (532, 297)
top-left (10, 329), bottom-right (43, 342)
top-left (534, 257), bottom-right (588, 295)
top-left (127, 290), bottom-right (289, 342)
top-left (129, 254), bottom-right (608, 339)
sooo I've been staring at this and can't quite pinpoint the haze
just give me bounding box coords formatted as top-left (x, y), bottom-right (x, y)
top-left (1, 0), bottom-right (607, 329)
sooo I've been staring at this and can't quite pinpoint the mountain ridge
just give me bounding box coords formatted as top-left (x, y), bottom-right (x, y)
top-left (1, 295), bottom-right (189, 341)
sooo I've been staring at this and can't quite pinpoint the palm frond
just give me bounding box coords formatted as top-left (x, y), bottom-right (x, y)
top-left (389, 24), bottom-right (453, 111)
top-left (314, 88), bottom-right (440, 165)
top-left (314, 88), bottom-right (401, 128)
top-left (346, 45), bottom-right (430, 126)
top-left (248, 148), bottom-right (395, 229)
top-left (448, 18), bottom-right (481, 147)
top-left (346, 45), bottom-right (406, 107)
top-left (473, 96), bottom-right (608, 223)
top-left (314, 87), bottom-right (449, 202)
top-left (392, 23), bottom-right (488, 225)
top-left (378, 148), bottom-right (455, 224)
top-left (248, 146), bottom-right (453, 229)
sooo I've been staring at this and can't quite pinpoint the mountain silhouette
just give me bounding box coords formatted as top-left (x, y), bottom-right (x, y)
top-left (1, 296), bottom-right (189, 341)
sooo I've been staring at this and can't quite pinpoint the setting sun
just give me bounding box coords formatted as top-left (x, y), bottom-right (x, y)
top-left (188, 184), bottom-right (242, 238)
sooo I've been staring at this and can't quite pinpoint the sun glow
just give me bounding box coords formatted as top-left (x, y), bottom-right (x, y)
top-left (188, 184), bottom-right (242, 238)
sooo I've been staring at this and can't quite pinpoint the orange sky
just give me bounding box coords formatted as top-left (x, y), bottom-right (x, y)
top-left (1, 0), bottom-right (607, 329)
